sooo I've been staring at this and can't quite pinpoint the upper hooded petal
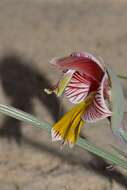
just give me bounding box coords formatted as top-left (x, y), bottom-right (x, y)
top-left (70, 52), bottom-right (104, 70)
top-left (50, 52), bottom-right (104, 84)
top-left (83, 71), bottom-right (112, 122)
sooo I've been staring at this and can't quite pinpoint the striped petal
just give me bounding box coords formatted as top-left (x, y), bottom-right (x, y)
top-left (64, 71), bottom-right (91, 104)
top-left (83, 72), bottom-right (112, 122)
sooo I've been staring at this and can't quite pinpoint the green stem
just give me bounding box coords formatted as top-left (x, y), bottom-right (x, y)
top-left (117, 75), bottom-right (127, 80)
top-left (0, 104), bottom-right (127, 170)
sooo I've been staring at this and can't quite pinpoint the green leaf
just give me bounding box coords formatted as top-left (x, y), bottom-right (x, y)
top-left (1, 104), bottom-right (127, 170)
top-left (108, 69), bottom-right (125, 141)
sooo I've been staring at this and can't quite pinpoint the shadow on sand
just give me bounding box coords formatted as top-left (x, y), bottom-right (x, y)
top-left (0, 54), bottom-right (65, 143)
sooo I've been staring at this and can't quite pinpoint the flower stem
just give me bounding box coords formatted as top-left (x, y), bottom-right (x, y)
top-left (0, 104), bottom-right (127, 170)
top-left (117, 75), bottom-right (127, 80)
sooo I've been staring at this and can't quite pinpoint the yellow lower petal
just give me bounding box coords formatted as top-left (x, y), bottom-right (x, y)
top-left (51, 96), bottom-right (92, 146)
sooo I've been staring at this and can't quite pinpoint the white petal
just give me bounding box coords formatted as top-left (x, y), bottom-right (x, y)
top-left (83, 72), bottom-right (112, 122)
top-left (65, 72), bottom-right (91, 104)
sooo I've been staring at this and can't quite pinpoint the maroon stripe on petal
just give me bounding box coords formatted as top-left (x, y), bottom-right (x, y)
top-left (83, 72), bottom-right (112, 122)
top-left (65, 72), bottom-right (91, 104)
top-left (52, 55), bottom-right (104, 83)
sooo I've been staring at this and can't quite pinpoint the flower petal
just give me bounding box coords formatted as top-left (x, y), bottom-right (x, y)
top-left (64, 71), bottom-right (91, 104)
top-left (83, 72), bottom-right (112, 122)
top-left (71, 52), bottom-right (104, 70)
top-left (50, 52), bottom-right (104, 83)
top-left (51, 98), bottom-right (92, 147)
top-left (44, 69), bottom-right (74, 96)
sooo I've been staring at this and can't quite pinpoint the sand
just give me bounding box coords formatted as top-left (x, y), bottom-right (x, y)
top-left (0, 0), bottom-right (127, 189)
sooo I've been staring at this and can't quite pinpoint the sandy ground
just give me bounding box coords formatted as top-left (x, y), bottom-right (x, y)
top-left (0, 0), bottom-right (127, 189)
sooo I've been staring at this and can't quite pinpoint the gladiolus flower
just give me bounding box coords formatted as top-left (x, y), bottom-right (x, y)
top-left (45, 52), bottom-right (112, 147)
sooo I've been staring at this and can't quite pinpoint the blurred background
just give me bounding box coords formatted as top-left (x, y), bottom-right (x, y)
top-left (0, 0), bottom-right (127, 189)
